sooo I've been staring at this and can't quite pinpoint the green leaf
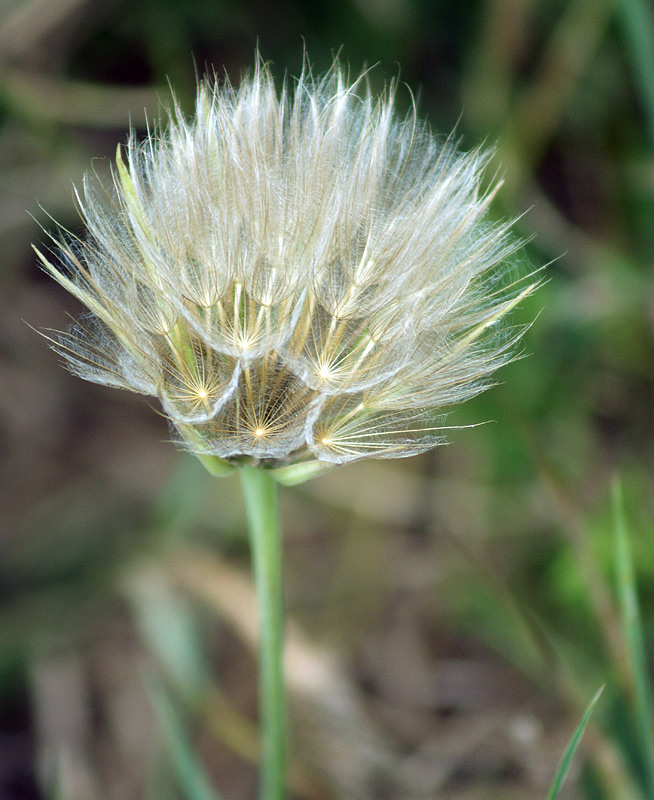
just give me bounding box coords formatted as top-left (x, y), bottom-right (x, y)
top-left (546, 685), bottom-right (604, 800)
top-left (613, 477), bottom-right (654, 796)
top-left (130, 571), bottom-right (210, 704)
top-left (617, 0), bottom-right (654, 149)
top-left (146, 677), bottom-right (223, 800)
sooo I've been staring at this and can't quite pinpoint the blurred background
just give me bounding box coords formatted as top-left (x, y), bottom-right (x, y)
top-left (1, 0), bottom-right (654, 798)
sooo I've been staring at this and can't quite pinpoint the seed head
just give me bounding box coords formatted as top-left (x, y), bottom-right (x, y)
top-left (36, 57), bottom-right (535, 474)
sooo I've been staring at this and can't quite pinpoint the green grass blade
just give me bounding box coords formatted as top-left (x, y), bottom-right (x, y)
top-left (617, 0), bottom-right (654, 149)
top-left (146, 677), bottom-right (223, 800)
top-left (45, 766), bottom-right (64, 800)
top-left (613, 478), bottom-right (654, 796)
top-left (546, 685), bottom-right (604, 800)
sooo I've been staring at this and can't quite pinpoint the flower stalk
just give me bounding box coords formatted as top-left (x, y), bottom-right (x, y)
top-left (240, 467), bottom-right (286, 800)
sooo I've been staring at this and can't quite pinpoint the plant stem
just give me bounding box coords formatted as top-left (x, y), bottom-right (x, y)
top-left (240, 466), bottom-right (286, 800)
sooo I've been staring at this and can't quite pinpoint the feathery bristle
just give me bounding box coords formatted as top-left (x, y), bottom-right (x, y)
top-left (37, 55), bottom-right (536, 469)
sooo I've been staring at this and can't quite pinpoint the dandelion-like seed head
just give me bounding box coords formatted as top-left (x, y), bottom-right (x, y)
top-left (37, 55), bottom-right (536, 474)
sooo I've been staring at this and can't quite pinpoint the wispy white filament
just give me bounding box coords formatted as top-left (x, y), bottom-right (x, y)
top-left (37, 56), bottom-right (535, 467)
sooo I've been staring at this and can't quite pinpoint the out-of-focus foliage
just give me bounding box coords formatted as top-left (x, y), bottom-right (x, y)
top-left (1, 0), bottom-right (653, 799)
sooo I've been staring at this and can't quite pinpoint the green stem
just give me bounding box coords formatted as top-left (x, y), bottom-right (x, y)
top-left (239, 466), bottom-right (286, 800)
